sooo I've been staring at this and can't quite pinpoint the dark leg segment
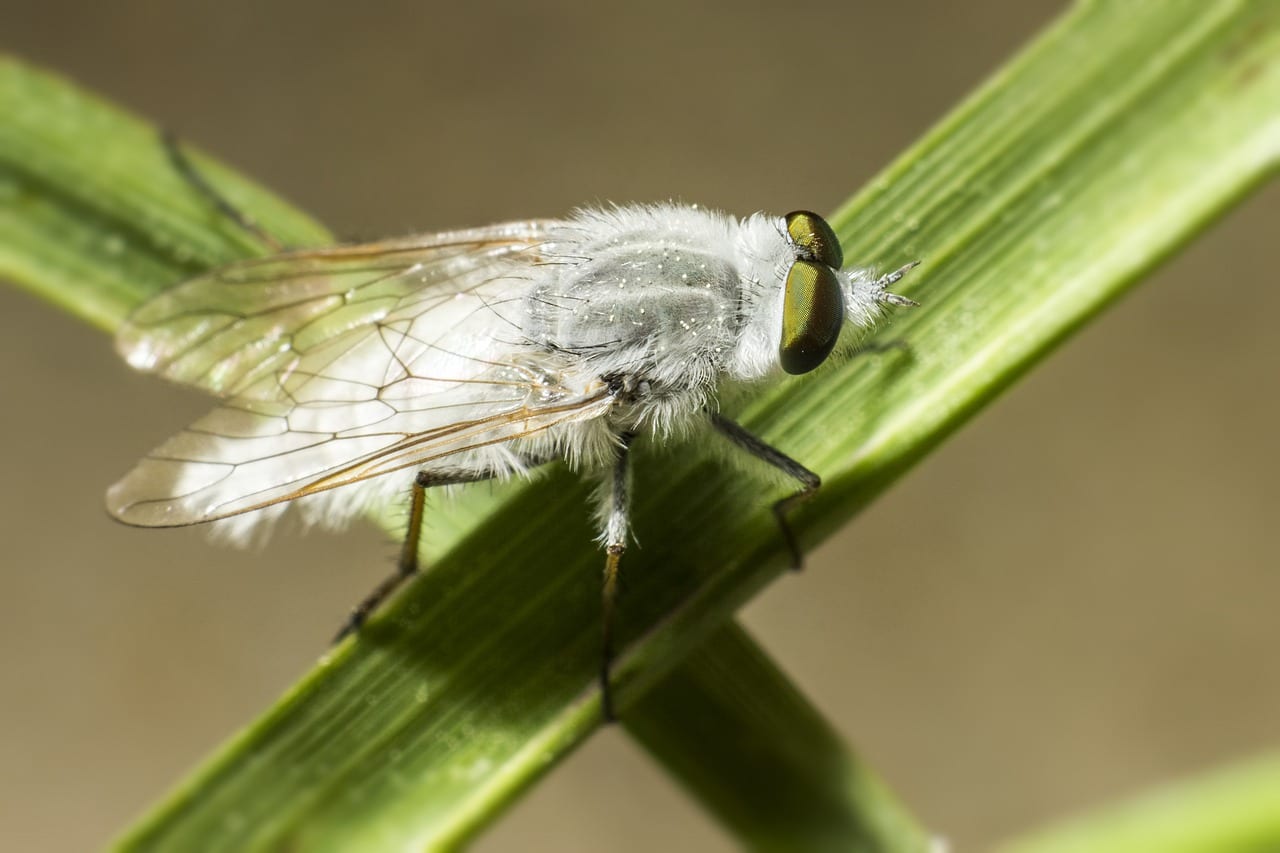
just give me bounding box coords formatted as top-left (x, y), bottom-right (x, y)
top-left (332, 469), bottom-right (429, 643)
top-left (161, 129), bottom-right (285, 252)
top-left (600, 431), bottom-right (635, 722)
top-left (709, 413), bottom-right (820, 571)
top-left (332, 461), bottom-right (548, 643)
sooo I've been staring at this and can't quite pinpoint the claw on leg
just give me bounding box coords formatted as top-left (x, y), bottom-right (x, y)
top-left (332, 565), bottom-right (417, 644)
top-left (331, 470), bottom-right (428, 644)
top-left (330, 460), bottom-right (554, 646)
top-left (772, 485), bottom-right (819, 572)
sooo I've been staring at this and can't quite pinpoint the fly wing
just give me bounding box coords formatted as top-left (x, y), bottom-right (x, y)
top-left (107, 219), bottom-right (614, 527)
top-left (106, 380), bottom-right (613, 526)
top-left (117, 220), bottom-right (557, 398)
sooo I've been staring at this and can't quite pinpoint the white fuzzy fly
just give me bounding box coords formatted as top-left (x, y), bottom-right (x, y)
top-left (106, 201), bottom-right (915, 716)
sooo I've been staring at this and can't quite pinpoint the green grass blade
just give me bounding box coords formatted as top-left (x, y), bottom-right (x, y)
top-left (625, 0), bottom-right (1280, 844)
top-left (3, 0), bottom-right (1279, 846)
top-left (0, 55), bottom-right (926, 850)
top-left (626, 622), bottom-right (932, 852)
top-left (0, 58), bottom-right (328, 330)
top-left (997, 752), bottom-right (1280, 853)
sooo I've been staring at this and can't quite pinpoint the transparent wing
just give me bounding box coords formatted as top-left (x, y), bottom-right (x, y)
top-left (117, 220), bottom-right (556, 398)
top-left (106, 382), bottom-right (613, 526)
top-left (108, 219), bottom-right (615, 526)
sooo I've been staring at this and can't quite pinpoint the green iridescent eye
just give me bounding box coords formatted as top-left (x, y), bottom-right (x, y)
top-left (784, 210), bottom-right (844, 270)
top-left (779, 260), bottom-right (845, 375)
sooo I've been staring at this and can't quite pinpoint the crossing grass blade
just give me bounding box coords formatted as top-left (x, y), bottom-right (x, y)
top-left (2, 1), bottom-right (1278, 846)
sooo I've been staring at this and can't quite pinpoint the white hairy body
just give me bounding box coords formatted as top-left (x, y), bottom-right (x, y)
top-left (106, 204), bottom-right (900, 542)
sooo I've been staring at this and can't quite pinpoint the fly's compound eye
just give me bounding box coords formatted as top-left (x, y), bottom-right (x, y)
top-left (784, 210), bottom-right (844, 270)
top-left (779, 260), bottom-right (845, 375)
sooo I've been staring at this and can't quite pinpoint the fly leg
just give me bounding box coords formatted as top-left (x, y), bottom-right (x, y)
top-left (709, 413), bottom-right (820, 571)
top-left (599, 431), bottom-right (636, 722)
top-left (331, 469), bottom-right (431, 643)
top-left (160, 129), bottom-right (285, 252)
top-left (332, 460), bottom-right (549, 643)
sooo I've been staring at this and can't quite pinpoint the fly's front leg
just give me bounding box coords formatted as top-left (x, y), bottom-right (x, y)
top-left (599, 431), bottom-right (636, 723)
top-left (709, 413), bottom-right (820, 571)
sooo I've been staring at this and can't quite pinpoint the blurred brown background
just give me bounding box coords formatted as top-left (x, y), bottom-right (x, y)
top-left (3, 1), bottom-right (1278, 850)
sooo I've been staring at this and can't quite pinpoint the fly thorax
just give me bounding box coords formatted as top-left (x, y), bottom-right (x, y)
top-left (524, 241), bottom-right (742, 382)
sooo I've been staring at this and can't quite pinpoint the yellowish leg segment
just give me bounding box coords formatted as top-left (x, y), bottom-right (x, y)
top-left (601, 545), bottom-right (624, 722)
top-left (598, 431), bottom-right (635, 722)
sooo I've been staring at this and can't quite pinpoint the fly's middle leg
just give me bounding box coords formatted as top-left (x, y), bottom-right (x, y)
top-left (599, 431), bottom-right (636, 723)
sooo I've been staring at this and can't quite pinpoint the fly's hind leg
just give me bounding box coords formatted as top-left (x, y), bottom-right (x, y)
top-left (332, 460), bottom-right (548, 643)
top-left (709, 413), bottom-right (820, 571)
top-left (331, 469), bottom-right (431, 643)
top-left (599, 431), bottom-right (636, 723)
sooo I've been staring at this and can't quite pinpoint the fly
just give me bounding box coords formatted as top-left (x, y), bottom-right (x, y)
top-left (108, 139), bottom-right (918, 720)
